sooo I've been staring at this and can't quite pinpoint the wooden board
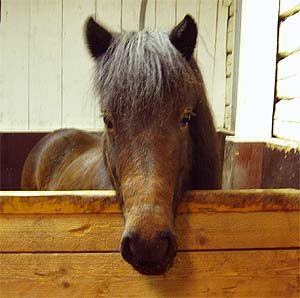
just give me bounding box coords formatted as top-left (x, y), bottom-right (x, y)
top-left (1, 189), bottom-right (299, 214)
top-left (155, 0), bottom-right (176, 31)
top-left (1, 211), bottom-right (299, 253)
top-left (197, 0), bottom-right (218, 104)
top-left (0, 250), bottom-right (299, 297)
top-left (277, 50), bottom-right (300, 80)
top-left (222, 137), bottom-right (300, 189)
top-left (212, 0), bottom-right (228, 128)
top-left (62, 0), bottom-right (95, 130)
top-left (280, 0), bottom-right (300, 17)
top-left (29, 0), bottom-right (62, 130)
top-left (0, 0), bottom-right (30, 131)
top-left (273, 120), bottom-right (300, 140)
top-left (274, 98), bottom-right (300, 122)
top-left (122, 0), bottom-right (142, 31)
top-left (279, 12), bottom-right (300, 56)
top-left (277, 75), bottom-right (300, 99)
top-left (226, 15), bottom-right (234, 53)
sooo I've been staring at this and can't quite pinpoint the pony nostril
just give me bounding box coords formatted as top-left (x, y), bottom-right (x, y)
top-left (152, 237), bottom-right (169, 260)
top-left (121, 231), bottom-right (177, 265)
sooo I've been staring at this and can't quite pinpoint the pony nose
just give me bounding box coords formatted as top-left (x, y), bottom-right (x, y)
top-left (121, 230), bottom-right (177, 273)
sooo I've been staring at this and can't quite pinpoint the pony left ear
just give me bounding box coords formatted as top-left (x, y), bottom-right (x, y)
top-left (169, 15), bottom-right (197, 59)
top-left (85, 17), bottom-right (112, 59)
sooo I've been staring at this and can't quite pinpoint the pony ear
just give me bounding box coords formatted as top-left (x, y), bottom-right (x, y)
top-left (85, 17), bottom-right (112, 59)
top-left (169, 14), bottom-right (197, 59)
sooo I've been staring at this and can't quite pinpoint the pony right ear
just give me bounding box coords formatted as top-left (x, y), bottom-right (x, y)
top-left (169, 15), bottom-right (197, 59)
top-left (85, 17), bottom-right (112, 59)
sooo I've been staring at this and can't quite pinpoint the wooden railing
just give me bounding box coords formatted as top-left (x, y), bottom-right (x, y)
top-left (0, 189), bottom-right (299, 297)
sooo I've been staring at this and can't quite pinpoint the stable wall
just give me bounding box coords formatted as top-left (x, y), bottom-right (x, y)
top-left (0, 0), bottom-right (229, 131)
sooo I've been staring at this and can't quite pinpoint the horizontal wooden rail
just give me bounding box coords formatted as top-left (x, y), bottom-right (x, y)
top-left (0, 189), bottom-right (299, 214)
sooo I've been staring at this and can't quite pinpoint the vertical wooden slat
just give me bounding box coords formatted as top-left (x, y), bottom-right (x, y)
top-left (144, 0), bottom-right (155, 30)
top-left (96, 0), bottom-right (122, 32)
top-left (62, 0), bottom-right (95, 129)
top-left (29, 0), bottom-right (62, 130)
top-left (211, 0), bottom-right (228, 129)
top-left (197, 0), bottom-right (218, 105)
top-left (122, 0), bottom-right (142, 31)
top-left (176, 0), bottom-right (199, 23)
top-left (0, 0), bottom-right (29, 131)
top-left (155, 0), bottom-right (176, 31)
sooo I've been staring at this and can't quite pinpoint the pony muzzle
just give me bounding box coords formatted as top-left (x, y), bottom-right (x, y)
top-left (121, 229), bottom-right (177, 275)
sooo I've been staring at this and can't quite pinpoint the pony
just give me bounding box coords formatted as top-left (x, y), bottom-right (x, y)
top-left (22, 15), bottom-right (221, 275)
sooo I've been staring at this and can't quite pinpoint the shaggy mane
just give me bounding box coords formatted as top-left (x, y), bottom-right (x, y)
top-left (93, 31), bottom-right (202, 115)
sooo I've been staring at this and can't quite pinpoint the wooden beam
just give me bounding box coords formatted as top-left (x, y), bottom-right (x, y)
top-left (1, 211), bottom-right (299, 252)
top-left (0, 189), bottom-right (299, 214)
top-left (0, 250), bottom-right (299, 297)
top-left (232, 0), bottom-right (279, 137)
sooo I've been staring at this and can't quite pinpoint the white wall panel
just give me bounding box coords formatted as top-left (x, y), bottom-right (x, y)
top-left (0, 0), bottom-right (29, 131)
top-left (62, 0), bottom-right (95, 129)
top-left (0, 0), bottom-right (226, 131)
top-left (156, 0), bottom-right (176, 31)
top-left (29, 0), bottom-right (62, 130)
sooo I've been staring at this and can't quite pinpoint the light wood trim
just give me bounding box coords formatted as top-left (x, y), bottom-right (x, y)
top-left (0, 250), bottom-right (299, 297)
top-left (0, 189), bottom-right (299, 214)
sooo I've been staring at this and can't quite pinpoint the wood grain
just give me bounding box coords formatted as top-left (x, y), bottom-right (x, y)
top-left (0, 211), bottom-right (299, 252)
top-left (0, 189), bottom-right (299, 214)
top-left (0, 250), bottom-right (299, 297)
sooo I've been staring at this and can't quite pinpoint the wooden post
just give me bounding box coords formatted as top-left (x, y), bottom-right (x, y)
top-left (232, 0), bottom-right (279, 138)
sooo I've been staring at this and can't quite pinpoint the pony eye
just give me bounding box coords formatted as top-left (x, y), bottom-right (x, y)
top-left (103, 116), bottom-right (114, 130)
top-left (180, 113), bottom-right (192, 127)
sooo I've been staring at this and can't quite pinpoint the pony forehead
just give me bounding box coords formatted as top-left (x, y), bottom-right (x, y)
top-left (93, 30), bottom-right (199, 113)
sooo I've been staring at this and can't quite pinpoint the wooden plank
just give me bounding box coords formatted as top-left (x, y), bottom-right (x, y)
top-left (0, 250), bottom-right (299, 297)
top-left (144, 0), bottom-right (155, 30)
top-left (226, 53), bottom-right (233, 77)
top-left (176, 0), bottom-right (199, 23)
top-left (1, 211), bottom-right (299, 252)
top-left (234, 0), bottom-right (279, 138)
top-left (262, 142), bottom-right (300, 187)
top-left (274, 98), bottom-right (300, 122)
top-left (273, 120), bottom-right (300, 140)
top-left (29, 0), bottom-right (62, 130)
top-left (0, 190), bottom-right (299, 214)
top-left (62, 0), bottom-right (95, 130)
top-left (122, 0), bottom-right (142, 31)
top-left (277, 50), bottom-right (300, 80)
top-left (280, 0), bottom-right (300, 17)
top-left (229, 0), bottom-right (235, 17)
top-left (277, 75), bottom-right (300, 98)
top-left (96, 0), bottom-right (122, 32)
top-left (226, 15), bottom-right (234, 53)
top-left (212, 0), bottom-right (228, 128)
top-left (197, 0), bottom-right (218, 105)
top-left (279, 12), bottom-right (300, 56)
top-left (0, 0), bottom-right (29, 131)
top-left (155, 0), bottom-right (176, 31)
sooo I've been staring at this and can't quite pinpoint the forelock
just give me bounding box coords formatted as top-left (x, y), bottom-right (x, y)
top-left (93, 30), bottom-right (199, 115)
